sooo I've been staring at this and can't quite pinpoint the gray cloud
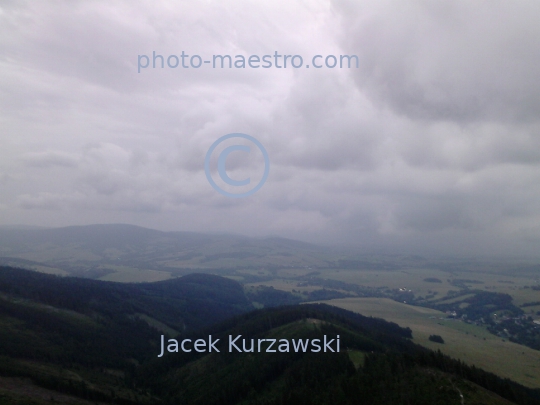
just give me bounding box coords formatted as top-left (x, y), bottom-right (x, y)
top-left (22, 151), bottom-right (79, 168)
top-left (1, 0), bottom-right (540, 256)
top-left (337, 0), bottom-right (540, 124)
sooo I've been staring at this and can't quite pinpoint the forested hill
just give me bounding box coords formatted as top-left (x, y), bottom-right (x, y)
top-left (133, 304), bottom-right (540, 405)
top-left (1, 266), bottom-right (540, 405)
top-left (0, 266), bottom-right (254, 404)
top-left (0, 266), bottom-right (253, 332)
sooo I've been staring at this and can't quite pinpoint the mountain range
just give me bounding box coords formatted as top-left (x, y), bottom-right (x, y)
top-left (1, 266), bottom-right (539, 405)
top-left (0, 224), bottom-right (337, 279)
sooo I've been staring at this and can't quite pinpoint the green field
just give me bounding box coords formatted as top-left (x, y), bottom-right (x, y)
top-left (241, 264), bottom-right (540, 390)
top-left (99, 267), bottom-right (172, 282)
top-left (316, 297), bottom-right (540, 389)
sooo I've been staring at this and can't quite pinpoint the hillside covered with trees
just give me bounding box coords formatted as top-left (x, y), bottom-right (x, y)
top-left (1, 266), bottom-right (539, 404)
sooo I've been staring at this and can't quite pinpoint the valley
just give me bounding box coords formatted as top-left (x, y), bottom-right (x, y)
top-left (1, 225), bottom-right (540, 404)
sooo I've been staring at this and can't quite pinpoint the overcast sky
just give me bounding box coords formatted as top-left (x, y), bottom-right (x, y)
top-left (2, 0), bottom-right (540, 256)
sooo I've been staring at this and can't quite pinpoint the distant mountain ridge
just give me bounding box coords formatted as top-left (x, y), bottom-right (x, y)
top-left (0, 224), bottom-right (334, 279)
top-left (0, 223), bottom-right (321, 249)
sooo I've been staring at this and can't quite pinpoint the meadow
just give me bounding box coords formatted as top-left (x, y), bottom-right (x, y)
top-left (315, 297), bottom-right (540, 389)
top-left (240, 264), bottom-right (540, 389)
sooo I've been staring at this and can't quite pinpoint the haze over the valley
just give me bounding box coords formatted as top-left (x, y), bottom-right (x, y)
top-left (2, 1), bottom-right (540, 257)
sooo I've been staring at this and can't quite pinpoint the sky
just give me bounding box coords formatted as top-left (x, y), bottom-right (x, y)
top-left (1, 0), bottom-right (540, 256)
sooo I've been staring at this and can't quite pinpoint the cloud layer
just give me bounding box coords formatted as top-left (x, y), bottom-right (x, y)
top-left (2, 0), bottom-right (540, 256)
